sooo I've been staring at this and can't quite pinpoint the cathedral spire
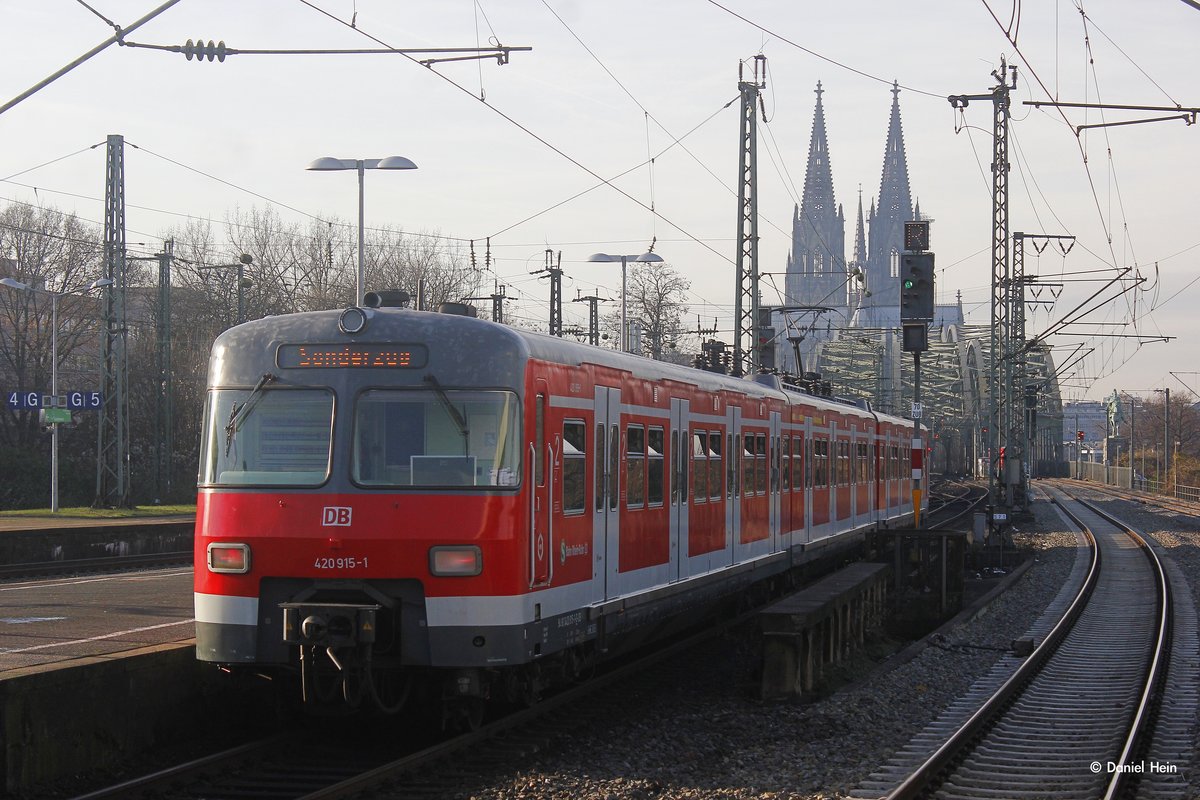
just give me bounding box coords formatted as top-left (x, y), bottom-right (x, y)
top-left (877, 80), bottom-right (913, 224)
top-left (853, 185), bottom-right (867, 265)
top-left (859, 81), bottom-right (916, 326)
top-left (799, 81), bottom-right (836, 228)
top-left (784, 81), bottom-right (847, 325)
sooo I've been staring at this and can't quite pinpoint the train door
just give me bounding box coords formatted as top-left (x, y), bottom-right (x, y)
top-left (592, 386), bottom-right (621, 602)
top-left (669, 398), bottom-right (688, 582)
top-left (725, 404), bottom-right (740, 566)
top-left (531, 381), bottom-right (551, 588)
top-left (802, 417), bottom-right (813, 543)
top-left (849, 428), bottom-right (858, 523)
top-left (770, 411), bottom-right (782, 553)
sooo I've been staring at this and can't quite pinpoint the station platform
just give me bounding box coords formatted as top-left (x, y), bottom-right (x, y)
top-left (0, 565), bottom-right (194, 673)
top-left (0, 513), bottom-right (194, 532)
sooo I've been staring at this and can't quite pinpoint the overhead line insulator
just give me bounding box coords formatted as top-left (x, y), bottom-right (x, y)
top-left (182, 39), bottom-right (228, 63)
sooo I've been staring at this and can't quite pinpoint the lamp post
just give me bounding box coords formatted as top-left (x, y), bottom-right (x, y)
top-left (587, 251), bottom-right (664, 353)
top-left (307, 156), bottom-right (418, 305)
top-left (197, 254), bottom-right (254, 325)
top-left (1, 276), bottom-right (112, 512)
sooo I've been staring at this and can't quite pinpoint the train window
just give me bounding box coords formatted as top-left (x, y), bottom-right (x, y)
top-left (627, 425), bottom-right (646, 509)
top-left (755, 433), bottom-right (767, 494)
top-left (691, 430), bottom-right (707, 503)
top-left (838, 441), bottom-right (850, 486)
top-left (351, 389), bottom-right (520, 488)
top-left (202, 388), bottom-right (333, 486)
top-left (792, 436), bottom-right (804, 491)
top-left (781, 435), bottom-right (791, 492)
top-left (596, 424), bottom-right (607, 512)
top-left (709, 432), bottom-right (723, 500)
top-left (671, 430), bottom-right (682, 505)
top-left (727, 433), bottom-right (735, 498)
top-left (671, 430), bottom-right (679, 506)
top-left (608, 426), bottom-right (619, 511)
top-left (648, 427), bottom-right (665, 506)
top-left (814, 439), bottom-right (828, 488)
top-left (536, 394), bottom-right (546, 487)
top-left (563, 420), bottom-right (586, 515)
top-left (805, 436), bottom-right (813, 488)
top-left (742, 433), bottom-right (755, 497)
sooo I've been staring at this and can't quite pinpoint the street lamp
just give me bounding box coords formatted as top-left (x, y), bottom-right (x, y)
top-left (0, 276), bottom-right (112, 512)
top-left (307, 156), bottom-right (418, 306)
top-left (587, 251), bottom-right (664, 353)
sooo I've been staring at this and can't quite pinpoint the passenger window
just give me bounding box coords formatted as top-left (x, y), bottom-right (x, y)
top-left (627, 425), bottom-right (646, 509)
top-left (595, 423), bottom-right (606, 511)
top-left (671, 430), bottom-right (680, 506)
top-left (563, 420), bottom-right (586, 515)
top-left (648, 427), bottom-right (665, 506)
top-left (755, 433), bottom-right (767, 494)
top-left (742, 433), bottom-right (755, 497)
top-left (792, 436), bottom-right (804, 490)
top-left (608, 426), bottom-right (619, 511)
top-left (535, 394), bottom-right (545, 486)
top-left (781, 435), bottom-right (791, 493)
top-left (709, 432), bottom-right (723, 500)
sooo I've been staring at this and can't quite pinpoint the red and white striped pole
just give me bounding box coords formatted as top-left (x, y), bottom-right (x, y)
top-left (912, 433), bottom-right (923, 527)
top-left (912, 350), bottom-right (923, 527)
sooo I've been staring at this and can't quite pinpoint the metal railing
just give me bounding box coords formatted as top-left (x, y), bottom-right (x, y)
top-left (1073, 460), bottom-right (1200, 502)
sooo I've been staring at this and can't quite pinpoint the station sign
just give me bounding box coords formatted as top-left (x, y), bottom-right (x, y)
top-left (41, 408), bottom-right (72, 424)
top-left (66, 391), bottom-right (104, 410)
top-left (6, 390), bottom-right (103, 410)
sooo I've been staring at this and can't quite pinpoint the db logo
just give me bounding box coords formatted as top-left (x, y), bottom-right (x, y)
top-left (322, 506), bottom-right (352, 527)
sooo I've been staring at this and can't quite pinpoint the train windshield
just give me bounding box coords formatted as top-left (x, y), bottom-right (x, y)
top-left (201, 388), bottom-right (334, 486)
top-left (352, 389), bottom-right (520, 488)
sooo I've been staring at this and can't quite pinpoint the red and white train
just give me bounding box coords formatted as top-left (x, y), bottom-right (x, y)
top-left (194, 299), bottom-right (917, 715)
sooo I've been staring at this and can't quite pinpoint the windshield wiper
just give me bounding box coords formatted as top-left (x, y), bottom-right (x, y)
top-left (224, 372), bottom-right (277, 456)
top-left (423, 373), bottom-right (469, 441)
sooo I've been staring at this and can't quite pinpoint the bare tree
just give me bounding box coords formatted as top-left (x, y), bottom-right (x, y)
top-left (371, 228), bottom-right (482, 309)
top-left (0, 203), bottom-right (104, 506)
top-left (602, 260), bottom-right (691, 362)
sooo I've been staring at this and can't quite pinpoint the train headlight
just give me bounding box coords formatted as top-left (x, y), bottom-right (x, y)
top-left (207, 542), bottom-right (251, 574)
top-left (338, 306), bottom-right (372, 335)
top-left (429, 546), bottom-right (482, 577)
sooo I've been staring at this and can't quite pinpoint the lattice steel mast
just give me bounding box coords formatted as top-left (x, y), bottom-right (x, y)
top-left (95, 134), bottom-right (130, 507)
top-left (733, 55), bottom-right (766, 377)
top-left (950, 59), bottom-right (1016, 506)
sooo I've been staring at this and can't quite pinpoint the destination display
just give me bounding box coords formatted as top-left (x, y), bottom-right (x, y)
top-left (277, 343), bottom-right (428, 369)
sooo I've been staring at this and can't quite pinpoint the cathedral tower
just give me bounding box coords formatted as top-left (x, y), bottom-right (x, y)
top-left (784, 83), bottom-right (847, 313)
top-left (859, 81), bottom-right (915, 326)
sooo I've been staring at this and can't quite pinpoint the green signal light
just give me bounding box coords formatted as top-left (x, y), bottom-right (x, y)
top-left (903, 279), bottom-right (915, 289)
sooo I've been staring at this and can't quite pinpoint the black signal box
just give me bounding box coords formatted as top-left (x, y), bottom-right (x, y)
top-left (900, 252), bottom-right (935, 322)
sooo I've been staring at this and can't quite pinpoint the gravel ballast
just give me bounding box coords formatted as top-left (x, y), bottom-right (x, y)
top-left (449, 495), bottom-right (1109, 800)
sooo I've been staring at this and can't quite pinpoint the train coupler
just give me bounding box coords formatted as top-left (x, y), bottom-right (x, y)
top-left (281, 602), bottom-right (380, 648)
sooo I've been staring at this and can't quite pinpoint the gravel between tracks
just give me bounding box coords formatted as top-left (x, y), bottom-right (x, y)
top-left (447, 498), bottom-right (1088, 800)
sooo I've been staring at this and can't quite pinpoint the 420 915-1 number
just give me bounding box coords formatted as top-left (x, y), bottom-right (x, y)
top-left (313, 556), bottom-right (368, 570)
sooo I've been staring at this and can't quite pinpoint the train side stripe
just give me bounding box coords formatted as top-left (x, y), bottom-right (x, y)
top-left (195, 592), bottom-right (259, 625)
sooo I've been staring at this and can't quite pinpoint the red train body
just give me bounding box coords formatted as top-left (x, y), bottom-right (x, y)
top-left (194, 303), bottom-right (916, 713)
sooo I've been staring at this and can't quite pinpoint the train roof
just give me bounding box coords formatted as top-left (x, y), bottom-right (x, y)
top-left (211, 306), bottom-right (911, 427)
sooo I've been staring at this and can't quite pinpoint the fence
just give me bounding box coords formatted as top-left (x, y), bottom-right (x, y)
top-left (1073, 460), bottom-right (1200, 501)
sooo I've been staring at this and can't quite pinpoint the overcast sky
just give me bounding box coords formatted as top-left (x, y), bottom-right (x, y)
top-left (1, 1), bottom-right (1197, 402)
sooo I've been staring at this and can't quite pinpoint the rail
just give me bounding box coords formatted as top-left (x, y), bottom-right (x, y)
top-left (884, 486), bottom-right (1172, 799)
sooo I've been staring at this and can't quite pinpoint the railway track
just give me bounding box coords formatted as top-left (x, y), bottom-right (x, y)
top-left (70, 593), bottom-right (753, 800)
top-left (851, 484), bottom-right (1176, 799)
